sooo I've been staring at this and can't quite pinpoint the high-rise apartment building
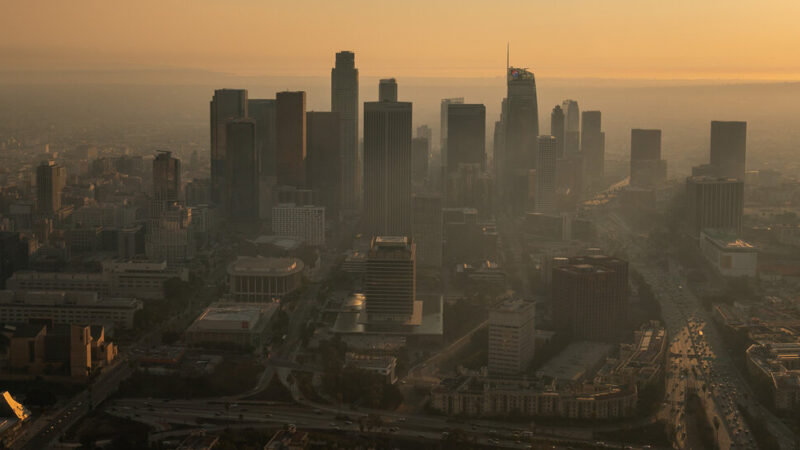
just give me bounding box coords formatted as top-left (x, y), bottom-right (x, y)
top-left (488, 297), bottom-right (536, 377)
top-left (306, 111), bottom-right (342, 220)
top-left (210, 89), bottom-right (248, 204)
top-left (411, 194), bottom-right (443, 268)
top-left (446, 104), bottom-right (486, 172)
top-left (36, 161), bottom-right (66, 214)
top-left (535, 136), bottom-right (557, 213)
top-left (550, 105), bottom-right (565, 159)
top-left (364, 236), bottom-right (416, 323)
top-left (630, 129), bottom-right (667, 187)
top-left (581, 111), bottom-right (605, 189)
top-left (685, 176), bottom-right (744, 236)
top-left (552, 255), bottom-right (629, 342)
top-left (709, 121), bottom-right (747, 180)
top-left (276, 91), bottom-right (307, 187)
top-left (363, 85), bottom-right (412, 237)
top-left (331, 51), bottom-right (360, 210)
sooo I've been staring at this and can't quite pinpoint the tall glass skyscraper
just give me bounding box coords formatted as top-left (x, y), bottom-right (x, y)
top-left (331, 51), bottom-right (360, 210)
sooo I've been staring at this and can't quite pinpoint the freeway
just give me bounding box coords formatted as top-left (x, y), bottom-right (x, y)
top-left (601, 213), bottom-right (797, 450)
top-left (103, 397), bottom-right (664, 450)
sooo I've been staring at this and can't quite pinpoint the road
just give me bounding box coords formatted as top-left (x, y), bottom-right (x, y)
top-left (103, 397), bottom-right (665, 450)
top-left (600, 212), bottom-right (797, 450)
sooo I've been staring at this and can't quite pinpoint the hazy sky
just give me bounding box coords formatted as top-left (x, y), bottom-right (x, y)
top-left (4, 0), bottom-right (800, 80)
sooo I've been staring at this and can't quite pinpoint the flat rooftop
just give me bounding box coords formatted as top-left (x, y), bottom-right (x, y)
top-left (227, 256), bottom-right (304, 276)
top-left (190, 302), bottom-right (278, 331)
top-left (702, 229), bottom-right (755, 250)
top-left (536, 341), bottom-right (613, 382)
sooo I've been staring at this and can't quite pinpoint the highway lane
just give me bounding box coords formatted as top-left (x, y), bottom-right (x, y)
top-left (600, 212), bottom-right (796, 450)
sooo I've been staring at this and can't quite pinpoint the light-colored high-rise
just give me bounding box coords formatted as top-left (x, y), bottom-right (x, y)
top-left (488, 297), bottom-right (536, 377)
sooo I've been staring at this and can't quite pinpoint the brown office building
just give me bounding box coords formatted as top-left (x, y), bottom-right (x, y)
top-left (276, 91), bottom-right (307, 187)
top-left (306, 111), bottom-right (342, 219)
top-left (552, 255), bottom-right (629, 342)
top-left (685, 176), bottom-right (744, 236)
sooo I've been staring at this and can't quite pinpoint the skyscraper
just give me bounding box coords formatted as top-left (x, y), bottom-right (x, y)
top-left (535, 136), bottom-right (557, 213)
top-left (562, 99), bottom-right (580, 156)
top-left (210, 89), bottom-right (248, 204)
top-left (411, 137), bottom-right (430, 185)
top-left (364, 236), bottom-right (416, 324)
top-left (153, 151), bottom-right (181, 204)
top-left (504, 66), bottom-right (539, 214)
top-left (0, 232), bottom-right (29, 289)
top-left (581, 111), bottom-right (605, 189)
top-left (247, 99), bottom-right (277, 178)
top-left (440, 97), bottom-right (465, 161)
top-left (276, 91), bottom-right (307, 187)
top-left (446, 104), bottom-right (486, 172)
top-left (552, 255), bottom-right (629, 342)
top-left (225, 119), bottom-right (259, 221)
top-left (363, 84), bottom-right (412, 237)
top-left (36, 161), bottom-right (66, 213)
top-left (378, 78), bottom-right (398, 102)
top-left (488, 298), bottom-right (536, 376)
top-left (630, 129), bottom-right (667, 187)
top-left (411, 194), bottom-right (443, 268)
top-left (710, 121), bottom-right (747, 180)
top-left (550, 105), bottom-right (565, 159)
top-left (685, 176), bottom-right (744, 236)
top-left (331, 51), bottom-right (360, 210)
top-left (306, 111), bottom-right (342, 219)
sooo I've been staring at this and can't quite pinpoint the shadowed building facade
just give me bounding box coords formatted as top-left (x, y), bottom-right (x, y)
top-left (210, 89), bottom-right (247, 205)
top-left (331, 51), bottom-right (360, 210)
top-left (363, 86), bottom-right (412, 237)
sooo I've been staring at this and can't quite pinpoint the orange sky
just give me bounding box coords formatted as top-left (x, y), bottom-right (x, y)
top-left (4, 0), bottom-right (800, 80)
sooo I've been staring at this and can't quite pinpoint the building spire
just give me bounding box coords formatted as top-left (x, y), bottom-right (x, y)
top-left (506, 42), bottom-right (510, 72)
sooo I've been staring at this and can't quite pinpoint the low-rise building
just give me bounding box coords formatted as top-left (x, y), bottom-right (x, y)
top-left (700, 229), bottom-right (757, 277)
top-left (6, 259), bottom-right (187, 300)
top-left (0, 290), bottom-right (142, 329)
top-left (345, 352), bottom-right (398, 384)
top-left (227, 256), bottom-right (304, 302)
top-left (185, 302), bottom-right (279, 351)
top-left (430, 376), bottom-right (637, 419)
top-left (746, 342), bottom-right (800, 411)
top-left (3, 323), bottom-right (117, 378)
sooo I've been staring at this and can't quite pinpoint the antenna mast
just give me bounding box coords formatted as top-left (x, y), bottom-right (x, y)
top-left (506, 42), bottom-right (509, 72)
